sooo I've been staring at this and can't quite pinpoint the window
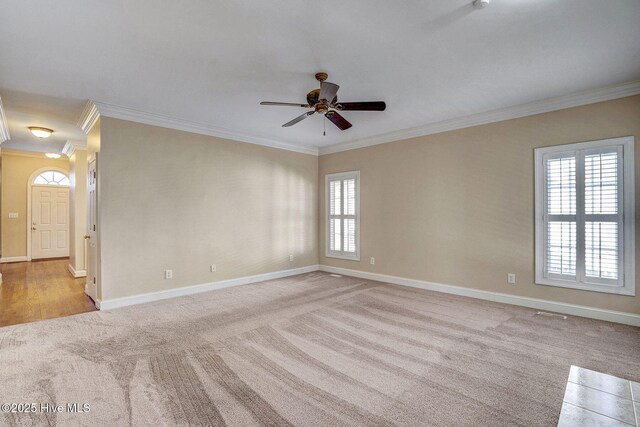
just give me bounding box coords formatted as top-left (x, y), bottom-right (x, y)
top-left (326, 171), bottom-right (360, 260)
top-left (535, 136), bottom-right (635, 295)
top-left (33, 171), bottom-right (70, 186)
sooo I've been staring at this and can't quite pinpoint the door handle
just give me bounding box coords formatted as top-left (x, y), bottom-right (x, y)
top-left (84, 235), bottom-right (90, 239)
top-left (32, 227), bottom-right (37, 230)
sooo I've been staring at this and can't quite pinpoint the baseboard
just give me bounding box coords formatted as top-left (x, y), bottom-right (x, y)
top-left (319, 265), bottom-right (640, 327)
top-left (0, 256), bottom-right (28, 263)
top-left (90, 263), bottom-right (640, 326)
top-left (67, 264), bottom-right (87, 278)
top-left (97, 265), bottom-right (320, 311)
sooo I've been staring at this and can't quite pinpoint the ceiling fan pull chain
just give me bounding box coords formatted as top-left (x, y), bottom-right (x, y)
top-left (323, 115), bottom-right (326, 136)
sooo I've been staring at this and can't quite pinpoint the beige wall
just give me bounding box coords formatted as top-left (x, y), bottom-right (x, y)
top-left (319, 95), bottom-right (640, 315)
top-left (68, 148), bottom-right (88, 274)
top-left (98, 117), bottom-right (318, 300)
top-left (0, 151), bottom-right (69, 259)
top-left (87, 118), bottom-right (101, 155)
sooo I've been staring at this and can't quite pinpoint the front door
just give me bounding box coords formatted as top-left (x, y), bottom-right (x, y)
top-left (85, 155), bottom-right (98, 301)
top-left (31, 186), bottom-right (70, 259)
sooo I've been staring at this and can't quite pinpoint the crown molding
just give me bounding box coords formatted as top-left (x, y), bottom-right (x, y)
top-left (75, 79), bottom-right (640, 157)
top-left (62, 140), bottom-right (87, 157)
top-left (77, 100), bottom-right (100, 134)
top-left (0, 96), bottom-right (10, 144)
top-left (79, 100), bottom-right (319, 156)
top-left (319, 79), bottom-right (640, 155)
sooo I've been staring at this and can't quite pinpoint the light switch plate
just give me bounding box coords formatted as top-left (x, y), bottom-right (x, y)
top-left (8, 212), bottom-right (18, 219)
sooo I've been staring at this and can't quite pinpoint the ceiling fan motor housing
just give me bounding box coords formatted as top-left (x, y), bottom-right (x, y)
top-left (306, 89), bottom-right (337, 109)
top-left (315, 100), bottom-right (330, 113)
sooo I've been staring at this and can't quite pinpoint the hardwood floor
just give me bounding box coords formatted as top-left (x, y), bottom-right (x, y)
top-left (0, 259), bottom-right (96, 327)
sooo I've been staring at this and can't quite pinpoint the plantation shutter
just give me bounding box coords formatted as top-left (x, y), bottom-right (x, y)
top-left (544, 154), bottom-right (577, 279)
top-left (583, 147), bottom-right (623, 285)
top-left (326, 171), bottom-right (359, 259)
top-left (329, 179), bottom-right (342, 252)
top-left (540, 143), bottom-right (626, 289)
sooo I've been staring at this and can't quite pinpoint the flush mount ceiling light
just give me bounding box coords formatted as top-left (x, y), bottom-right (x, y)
top-left (45, 153), bottom-right (61, 159)
top-left (473, 0), bottom-right (490, 8)
top-left (28, 127), bottom-right (54, 139)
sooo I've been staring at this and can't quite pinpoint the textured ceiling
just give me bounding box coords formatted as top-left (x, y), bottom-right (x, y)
top-left (1, 0), bottom-right (639, 153)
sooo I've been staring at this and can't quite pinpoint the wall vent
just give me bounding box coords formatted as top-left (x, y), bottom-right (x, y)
top-left (536, 311), bottom-right (568, 319)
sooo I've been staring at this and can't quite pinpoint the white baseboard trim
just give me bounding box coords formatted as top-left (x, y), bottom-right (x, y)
top-left (97, 265), bottom-right (320, 311)
top-left (67, 264), bottom-right (87, 278)
top-left (319, 265), bottom-right (640, 327)
top-left (0, 256), bottom-right (28, 263)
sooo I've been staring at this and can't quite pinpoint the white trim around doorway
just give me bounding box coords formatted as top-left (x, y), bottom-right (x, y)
top-left (26, 166), bottom-right (70, 261)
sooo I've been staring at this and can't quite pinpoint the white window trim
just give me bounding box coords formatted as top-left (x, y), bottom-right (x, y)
top-left (534, 136), bottom-right (635, 296)
top-left (325, 170), bottom-right (360, 261)
top-left (32, 170), bottom-right (70, 186)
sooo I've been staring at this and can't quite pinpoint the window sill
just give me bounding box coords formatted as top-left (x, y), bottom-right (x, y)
top-left (535, 277), bottom-right (635, 296)
top-left (325, 253), bottom-right (360, 262)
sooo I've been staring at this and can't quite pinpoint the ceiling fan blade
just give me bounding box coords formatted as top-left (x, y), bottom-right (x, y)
top-left (282, 111), bottom-right (314, 127)
top-left (319, 82), bottom-right (339, 102)
top-left (325, 111), bottom-right (352, 131)
top-left (261, 101), bottom-right (309, 107)
top-left (334, 101), bottom-right (386, 111)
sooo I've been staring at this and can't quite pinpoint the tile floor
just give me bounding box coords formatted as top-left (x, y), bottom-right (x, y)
top-left (558, 366), bottom-right (640, 426)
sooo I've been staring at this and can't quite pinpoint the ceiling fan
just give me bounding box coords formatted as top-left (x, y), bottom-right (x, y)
top-left (260, 72), bottom-right (386, 131)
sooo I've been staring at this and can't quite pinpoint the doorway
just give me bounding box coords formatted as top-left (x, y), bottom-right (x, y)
top-left (27, 168), bottom-right (70, 260)
top-left (0, 166), bottom-right (96, 328)
top-left (31, 186), bottom-right (70, 259)
top-left (85, 154), bottom-right (98, 301)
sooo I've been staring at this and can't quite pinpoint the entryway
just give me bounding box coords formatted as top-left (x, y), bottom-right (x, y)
top-left (27, 168), bottom-right (70, 261)
top-left (31, 186), bottom-right (69, 259)
top-left (0, 156), bottom-right (97, 328)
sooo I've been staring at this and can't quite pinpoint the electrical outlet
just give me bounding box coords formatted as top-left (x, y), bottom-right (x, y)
top-left (289, 254), bottom-right (294, 262)
top-left (507, 273), bottom-right (516, 284)
top-left (370, 257), bottom-right (375, 265)
top-left (210, 264), bottom-right (216, 272)
top-left (165, 269), bottom-right (173, 279)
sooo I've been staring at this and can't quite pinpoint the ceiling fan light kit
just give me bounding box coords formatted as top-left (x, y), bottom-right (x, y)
top-left (260, 72), bottom-right (386, 133)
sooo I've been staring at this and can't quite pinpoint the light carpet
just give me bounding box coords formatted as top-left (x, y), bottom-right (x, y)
top-left (1, 272), bottom-right (639, 426)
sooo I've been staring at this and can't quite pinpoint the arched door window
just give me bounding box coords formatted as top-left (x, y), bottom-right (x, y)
top-left (33, 171), bottom-right (70, 186)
